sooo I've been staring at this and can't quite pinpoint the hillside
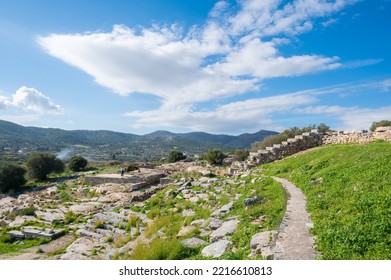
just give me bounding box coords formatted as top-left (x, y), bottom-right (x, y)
top-left (0, 120), bottom-right (277, 162)
top-left (261, 142), bottom-right (391, 259)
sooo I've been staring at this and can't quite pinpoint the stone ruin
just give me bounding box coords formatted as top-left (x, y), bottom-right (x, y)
top-left (247, 129), bottom-right (323, 166)
top-left (247, 126), bottom-right (391, 167)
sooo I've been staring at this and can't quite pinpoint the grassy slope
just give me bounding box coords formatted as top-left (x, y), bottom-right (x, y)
top-left (262, 142), bottom-right (391, 259)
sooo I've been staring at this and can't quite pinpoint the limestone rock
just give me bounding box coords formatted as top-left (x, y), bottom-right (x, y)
top-left (209, 219), bottom-right (239, 242)
top-left (250, 230), bottom-right (278, 259)
top-left (182, 237), bottom-right (207, 248)
top-left (201, 240), bottom-right (230, 258)
top-left (35, 209), bottom-right (64, 223)
top-left (69, 202), bottom-right (103, 214)
top-left (176, 226), bottom-right (195, 238)
top-left (209, 218), bottom-right (223, 230)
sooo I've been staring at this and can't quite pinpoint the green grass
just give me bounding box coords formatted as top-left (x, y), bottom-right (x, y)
top-left (262, 142), bottom-right (391, 259)
top-left (227, 176), bottom-right (286, 259)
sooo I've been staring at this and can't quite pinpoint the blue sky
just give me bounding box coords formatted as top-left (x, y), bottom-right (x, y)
top-left (0, 0), bottom-right (390, 135)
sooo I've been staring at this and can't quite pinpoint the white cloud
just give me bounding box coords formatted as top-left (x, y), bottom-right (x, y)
top-left (126, 91), bottom-right (318, 133)
top-left (300, 105), bottom-right (391, 131)
top-left (37, 0), bottom-right (369, 132)
top-left (37, 1), bottom-right (355, 103)
top-left (0, 86), bottom-right (63, 114)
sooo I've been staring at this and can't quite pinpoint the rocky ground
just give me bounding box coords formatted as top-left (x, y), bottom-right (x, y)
top-left (0, 161), bottom-right (287, 260)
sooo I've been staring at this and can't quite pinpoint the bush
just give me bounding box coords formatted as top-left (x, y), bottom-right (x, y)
top-left (231, 149), bottom-right (250, 162)
top-left (0, 163), bottom-right (26, 193)
top-left (370, 120), bottom-right (391, 132)
top-left (26, 152), bottom-right (65, 181)
top-left (68, 156), bottom-right (88, 172)
top-left (202, 149), bottom-right (226, 165)
top-left (126, 163), bottom-right (139, 172)
top-left (167, 150), bottom-right (186, 163)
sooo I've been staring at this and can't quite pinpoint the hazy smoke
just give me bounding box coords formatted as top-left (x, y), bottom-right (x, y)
top-left (57, 148), bottom-right (74, 161)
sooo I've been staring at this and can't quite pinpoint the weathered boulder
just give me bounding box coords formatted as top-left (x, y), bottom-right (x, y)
top-left (176, 226), bottom-right (195, 238)
top-left (250, 230), bottom-right (278, 259)
top-left (209, 219), bottom-right (239, 242)
top-left (209, 218), bottom-right (223, 230)
top-left (182, 237), bottom-right (207, 248)
top-left (201, 240), bottom-right (230, 258)
top-left (69, 202), bottom-right (103, 214)
top-left (35, 209), bottom-right (65, 223)
top-left (61, 237), bottom-right (100, 260)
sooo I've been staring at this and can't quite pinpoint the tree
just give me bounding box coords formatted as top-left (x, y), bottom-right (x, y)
top-left (26, 152), bottom-right (65, 181)
top-left (232, 149), bottom-right (250, 162)
top-left (0, 163), bottom-right (26, 193)
top-left (370, 120), bottom-right (391, 132)
top-left (68, 156), bottom-right (88, 172)
top-left (202, 149), bottom-right (226, 165)
top-left (167, 150), bottom-right (186, 163)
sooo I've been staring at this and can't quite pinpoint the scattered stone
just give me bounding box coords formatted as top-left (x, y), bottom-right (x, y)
top-left (8, 230), bottom-right (25, 240)
top-left (244, 197), bottom-right (262, 207)
top-left (209, 219), bottom-right (239, 242)
top-left (69, 202), bottom-right (103, 214)
top-left (61, 237), bottom-right (100, 260)
top-left (190, 219), bottom-right (205, 227)
top-left (21, 227), bottom-right (65, 240)
top-left (35, 209), bottom-right (64, 223)
top-left (182, 209), bottom-right (196, 217)
top-left (76, 229), bottom-right (103, 240)
top-left (46, 186), bottom-right (58, 196)
top-left (8, 215), bottom-right (37, 228)
top-left (182, 237), bottom-right (207, 248)
top-left (209, 218), bottom-right (223, 230)
top-left (201, 240), bottom-right (231, 258)
top-left (250, 230), bottom-right (278, 259)
top-left (176, 226), bottom-right (195, 238)
top-left (251, 215), bottom-right (267, 225)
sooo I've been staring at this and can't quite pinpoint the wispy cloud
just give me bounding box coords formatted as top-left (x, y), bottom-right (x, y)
top-left (0, 86), bottom-right (63, 114)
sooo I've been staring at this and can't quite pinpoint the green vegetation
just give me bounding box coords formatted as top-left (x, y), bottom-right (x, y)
top-left (252, 123), bottom-right (331, 151)
top-left (167, 150), bottom-right (186, 163)
top-left (201, 149), bottom-right (227, 165)
top-left (261, 142), bottom-right (391, 259)
top-left (68, 156), bottom-right (88, 172)
top-left (26, 152), bottom-right (65, 181)
top-left (0, 163), bottom-right (26, 193)
top-left (224, 177), bottom-right (286, 259)
top-left (370, 120), bottom-right (391, 131)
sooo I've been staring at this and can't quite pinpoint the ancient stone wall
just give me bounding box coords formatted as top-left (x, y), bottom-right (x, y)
top-left (247, 129), bottom-right (322, 166)
top-left (247, 127), bottom-right (391, 167)
top-left (322, 126), bottom-right (391, 145)
top-left (84, 172), bottom-right (166, 191)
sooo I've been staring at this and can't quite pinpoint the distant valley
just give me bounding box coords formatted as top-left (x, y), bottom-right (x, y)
top-left (0, 120), bottom-right (277, 162)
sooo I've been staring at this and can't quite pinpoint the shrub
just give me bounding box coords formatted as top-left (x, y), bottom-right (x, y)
top-left (370, 120), bottom-right (391, 132)
top-left (26, 152), bottom-right (65, 181)
top-left (68, 156), bottom-right (88, 172)
top-left (126, 163), bottom-right (139, 172)
top-left (0, 163), bottom-right (26, 193)
top-left (167, 150), bottom-right (186, 163)
top-left (202, 149), bottom-right (226, 165)
top-left (231, 149), bottom-right (250, 162)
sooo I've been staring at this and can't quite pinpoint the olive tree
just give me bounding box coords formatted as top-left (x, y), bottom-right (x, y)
top-left (0, 163), bottom-right (26, 193)
top-left (26, 152), bottom-right (64, 181)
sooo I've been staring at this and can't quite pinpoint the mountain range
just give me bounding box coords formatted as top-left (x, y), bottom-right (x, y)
top-left (0, 120), bottom-right (277, 162)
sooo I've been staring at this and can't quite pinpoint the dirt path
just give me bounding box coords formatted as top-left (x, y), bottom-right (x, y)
top-left (272, 177), bottom-right (319, 260)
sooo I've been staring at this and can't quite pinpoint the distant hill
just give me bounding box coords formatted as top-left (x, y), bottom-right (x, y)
top-left (146, 130), bottom-right (278, 148)
top-left (0, 120), bottom-right (277, 161)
